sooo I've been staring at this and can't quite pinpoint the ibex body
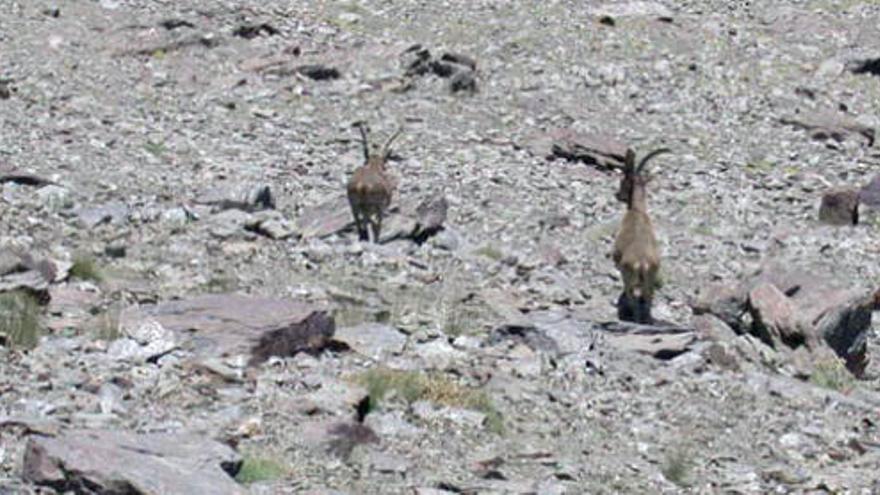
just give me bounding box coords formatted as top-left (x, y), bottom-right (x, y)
top-left (346, 123), bottom-right (401, 243)
top-left (612, 148), bottom-right (670, 324)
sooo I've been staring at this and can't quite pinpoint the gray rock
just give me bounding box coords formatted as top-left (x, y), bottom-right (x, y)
top-left (120, 294), bottom-right (332, 366)
top-left (747, 282), bottom-right (803, 349)
top-left (106, 318), bottom-right (178, 362)
top-left (247, 210), bottom-right (299, 240)
top-left (208, 209), bottom-right (253, 239)
top-left (195, 182), bottom-right (275, 212)
top-left (588, 1), bottom-right (673, 18)
top-left (412, 193), bottom-right (448, 242)
top-left (529, 128), bottom-right (628, 169)
top-left (818, 188), bottom-right (859, 225)
top-left (428, 227), bottom-right (461, 251)
top-left (35, 185), bottom-right (72, 211)
top-left (779, 109), bottom-right (875, 146)
top-left (334, 323), bottom-right (407, 360)
top-left (22, 429), bottom-right (244, 494)
top-left (413, 339), bottom-right (465, 369)
top-left (76, 202), bottom-right (130, 228)
top-left (160, 206), bottom-right (193, 226)
top-left (368, 450), bottom-right (409, 474)
top-left (297, 196), bottom-right (354, 239)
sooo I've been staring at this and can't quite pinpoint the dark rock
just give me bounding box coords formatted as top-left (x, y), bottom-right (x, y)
top-left (598, 15), bottom-right (616, 26)
top-left (0, 173), bottom-right (54, 187)
top-left (488, 324), bottom-right (560, 354)
top-left (195, 183), bottom-right (275, 212)
top-left (297, 64), bottom-right (341, 80)
top-left (449, 70), bottom-right (477, 94)
top-left (232, 23), bottom-right (279, 39)
top-left (440, 52), bottom-right (477, 71)
top-left (401, 44), bottom-right (432, 77)
top-left (104, 242), bottom-right (127, 258)
top-left (529, 129), bottom-right (628, 169)
top-left (159, 19), bottom-right (195, 30)
top-left (0, 79), bottom-right (11, 100)
top-left (850, 57), bottom-right (880, 77)
top-left (795, 287), bottom-right (872, 377)
top-left (246, 310), bottom-right (335, 366)
top-left (431, 61), bottom-right (458, 78)
top-left (819, 188), bottom-right (859, 225)
top-left (23, 429), bottom-right (244, 494)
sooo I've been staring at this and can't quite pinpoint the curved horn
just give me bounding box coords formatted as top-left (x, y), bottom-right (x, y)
top-left (353, 121), bottom-right (370, 161)
top-left (382, 127), bottom-right (403, 159)
top-left (637, 148), bottom-right (671, 173)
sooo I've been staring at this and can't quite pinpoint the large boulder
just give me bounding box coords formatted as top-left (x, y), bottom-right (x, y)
top-left (693, 265), bottom-right (872, 376)
top-left (119, 294), bottom-right (335, 366)
top-left (23, 429), bottom-right (244, 494)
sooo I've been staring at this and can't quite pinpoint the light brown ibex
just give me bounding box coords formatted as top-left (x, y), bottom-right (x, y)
top-left (612, 147), bottom-right (671, 324)
top-left (346, 122), bottom-right (402, 243)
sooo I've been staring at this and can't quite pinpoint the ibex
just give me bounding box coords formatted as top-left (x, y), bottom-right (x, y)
top-left (612, 147), bottom-right (671, 324)
top-left (346, 123), bottom-right (402, 243)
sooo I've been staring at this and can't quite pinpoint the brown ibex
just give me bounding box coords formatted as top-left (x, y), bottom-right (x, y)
top-left (346, 123), bottom-right (402, 243)
top-left (612, 147), bottom-right (671, 324)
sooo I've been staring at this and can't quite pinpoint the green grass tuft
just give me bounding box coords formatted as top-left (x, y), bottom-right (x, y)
top-left (661, 447), bottom-right (691, 487)
top-left (235, 456), bottom-right (288, 484)
top-left (810, 358), bottom-right (855, 393)
top-left (473, 245), bottom-right (504, 261)
top-left (0, 291), bottom-right (43, 350)
top-left (69, 255), bottom-right (103, 283)
top-left (355, 368), bottom-right (504, 434)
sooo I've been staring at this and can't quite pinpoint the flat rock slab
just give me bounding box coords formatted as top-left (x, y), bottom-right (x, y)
top-left (23, 429), bottom-right (244, 495)
top-left (121, 293), bottom-right (332, 365)
top-left (297, 195), bottom-right (354, 239)
top-left (334, 323), bottom-right (407, 360)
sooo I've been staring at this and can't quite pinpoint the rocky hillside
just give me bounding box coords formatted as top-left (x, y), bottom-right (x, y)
top-left (2, 0), bottom-right (880, 493)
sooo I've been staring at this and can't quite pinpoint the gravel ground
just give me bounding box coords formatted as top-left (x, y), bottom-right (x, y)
top-left (2, 0), bottom-right (880, 493)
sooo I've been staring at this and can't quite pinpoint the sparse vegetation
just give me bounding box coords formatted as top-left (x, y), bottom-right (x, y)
top-left (661, 446), bottom-right (692, 487)
top-left (201, 275), bottom-right (238, 293)
top-left (234, 455), bottom-right (288, 484)
top-left (94, 305), bottom-right (123, 341)
top-left (69, 255), bottom-right (103, 283)
top-left (143, 140), bottom-right (168, 157)
top-left (0, 291), bottom-right (43, 350)
top-left (810, 358), bottom-right (855, 393)
top-left (473, 244), bottom-right (504, 261)
top-left (355, 368), bottom-right (504, 433)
